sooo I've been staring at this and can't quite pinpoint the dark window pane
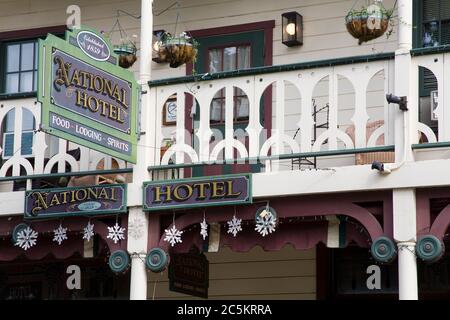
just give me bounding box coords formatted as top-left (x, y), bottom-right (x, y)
top-left (423, 21), bottom-right (440, 47)
top-left (442, 1), bottom-right (450, 20)
top-left (441, 20), bottom-right (450, 45)
top-left (21, 131), bottom-right (34, 156)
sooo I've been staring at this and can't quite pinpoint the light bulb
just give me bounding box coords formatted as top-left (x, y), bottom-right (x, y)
top-left (286, 23), bottom-right (296, 36)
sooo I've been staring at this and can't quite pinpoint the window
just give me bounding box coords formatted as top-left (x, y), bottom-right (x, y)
top-left (419, 0), bottom-right (450, 47)
top-left (1, 108), bottom-right (35, 158)
top-left (3, 41), bottom-right (38, 94)
top-left (209, 45), bottom-right (251, 123)
top-left (0, 25), bottom-right (66, 96)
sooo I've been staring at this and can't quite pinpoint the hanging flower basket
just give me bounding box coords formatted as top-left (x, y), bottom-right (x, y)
top-left (114, 42), bottom-right (137, 69)
top-left (345, 3), bottom-right (393, 45)
top-left (153, 32), bottom-right (198, 68)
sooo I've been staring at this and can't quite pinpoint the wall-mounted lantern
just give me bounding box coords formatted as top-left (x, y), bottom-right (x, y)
top-left (282, 11), bottom-right (303, 47)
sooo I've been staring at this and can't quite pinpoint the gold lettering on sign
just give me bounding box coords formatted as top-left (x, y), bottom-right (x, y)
top-left (153, 186), bottom-right (172, 203)
top-left (52, 54), bottom-right (129, 125)
top-left (192, 182), bottom-right (210, 200)
top-left (173, 184), bottom-right (193, 201)
top-left (28, 187), bottom-right (120, 214)
top-left (211, 181), bottom-right (226, 199)
top-left (226, 180), bottom-right (241, 197)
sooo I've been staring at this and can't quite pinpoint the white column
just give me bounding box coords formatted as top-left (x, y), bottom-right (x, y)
top-left (393, 189), bottom-right (418, 300)
top-left (128, 0), bottom-right (154, 300)
top-left (397, 242), bottom-right (418, 300)
top-left (394, 0), bottom-right (416, 163)
top-left (130, 252), bottom-right (148, 300)
top-left (392, 0), bottom-right (418, 301)
top-left (397, 0), bottom-right (413, 51)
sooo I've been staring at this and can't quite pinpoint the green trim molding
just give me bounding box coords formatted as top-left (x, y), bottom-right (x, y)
top-left (149, 52), bottom-right (395, 88)
top-left (148, 145), bottom-right (396, 171)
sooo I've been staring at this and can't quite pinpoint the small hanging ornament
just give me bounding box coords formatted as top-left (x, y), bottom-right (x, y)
top-left (255, 205), bottom-right (277, 237)
top-left (128, 217), bottom-right (145, 240)
top-left (227, 210), bottom-right (242, 237)
top-left (200, 214), bottom-right (208, 240)
top-left (164, 213), bottom-right (183, 247)
top-left (83, 221), bottom-right (95, 242)
top-left (164, 225), bottom-right (183, 247)
top-left (53, 223), bottom-right (68, 245)
top-left (107, 221), bottom-right (126, 244)
top-left (15, 226), bottom-right (38, 251)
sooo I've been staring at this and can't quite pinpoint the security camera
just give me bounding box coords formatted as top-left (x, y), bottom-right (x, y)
top-left (371, 161), bottom-right (392, 174)
top-left (386, 93), bottom-right (408, 111)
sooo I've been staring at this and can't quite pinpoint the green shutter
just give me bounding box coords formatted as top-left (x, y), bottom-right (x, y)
top-left (423, 0), bottom-right (439, 21)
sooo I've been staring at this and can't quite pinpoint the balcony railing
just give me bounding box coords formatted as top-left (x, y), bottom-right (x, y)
top-left (0, 97), bottom-right (131, 191)
top-left (1, 48), bottom-right (450, 187)
top-left (148, 48), bottom-right (450, 175)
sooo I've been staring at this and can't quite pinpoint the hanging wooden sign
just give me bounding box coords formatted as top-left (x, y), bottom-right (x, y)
top-left (169, 247), bottom-right (209, 299)
top-left (37, 26), bottom-right (140, 163)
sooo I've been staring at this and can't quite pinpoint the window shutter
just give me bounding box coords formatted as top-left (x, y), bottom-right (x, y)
top-left (20, 131), bottom-right (34, 156)
top-left (424, 68), bottom-right (438, 91)
top-left (423, 0), bottom-right (440, 21)
top-left (441, 21), bottom-right (450, 45)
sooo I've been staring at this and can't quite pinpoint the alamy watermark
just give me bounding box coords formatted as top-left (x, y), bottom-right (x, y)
top-left (66, 265), bottom-right (81, 290)
top-left (366, 265), bottom-right (381, 290)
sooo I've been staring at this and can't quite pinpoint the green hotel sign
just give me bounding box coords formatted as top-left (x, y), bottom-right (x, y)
top-left (37, 27), bottom-right (140, 163)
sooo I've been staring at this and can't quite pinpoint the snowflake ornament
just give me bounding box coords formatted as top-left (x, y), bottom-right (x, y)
top-left (83, 221), bottom-right (95, 242)
top-left (200, 218), bottom-right (208, 240)
top-left (107, 223), bottom-right (126, 244)
top-left (164, 225), bottom-right (183, 247)
top-left (53, 224), bottom-right (68, 245)
top-left (15, 226), bottom-right (38, 251)
top-left (255, 211), bottom-right (277, 237)
top-left (128, 217), bottom-right (145, 240)
top-left (227, 216), bottom-right (242, 237)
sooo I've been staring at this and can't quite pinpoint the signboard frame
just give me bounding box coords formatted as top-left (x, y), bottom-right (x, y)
top-left (143, 173), bottom-right (252, 212)
top-left (24, 184), bottom-right (127, 219)
top-left (37, 26), bottom-right (140, 163)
